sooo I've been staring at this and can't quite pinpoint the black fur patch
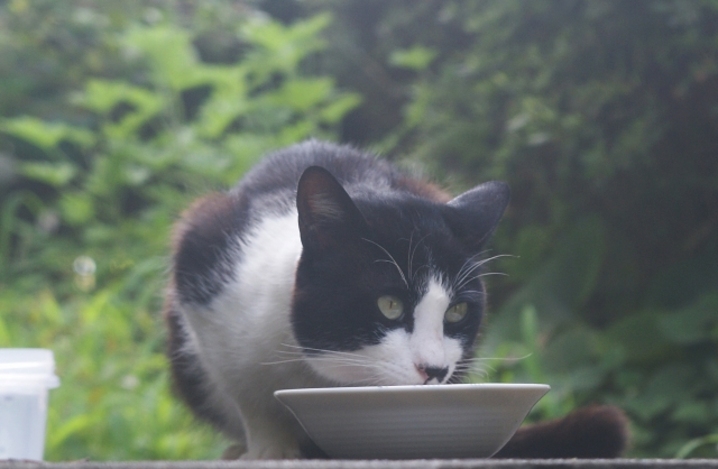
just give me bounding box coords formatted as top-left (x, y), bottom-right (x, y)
top-left (495, 405), bottom-right (630, 458)
top-left (164, 303), bottom-right (232, 432)
top-left (172, 192), bottom-right (249, 306)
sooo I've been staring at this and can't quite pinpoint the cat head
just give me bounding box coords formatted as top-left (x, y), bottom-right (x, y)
top-left (292, 166), bottom-right (509, 386)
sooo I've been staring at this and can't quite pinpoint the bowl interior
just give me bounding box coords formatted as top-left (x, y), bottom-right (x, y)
top-left (274, 383), bottom-right (549, 459)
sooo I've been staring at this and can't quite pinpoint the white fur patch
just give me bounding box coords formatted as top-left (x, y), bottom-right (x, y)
top-left (410, 277), bottom-right (453, 369)
top-left (180, 209), bottom-right (332, 454)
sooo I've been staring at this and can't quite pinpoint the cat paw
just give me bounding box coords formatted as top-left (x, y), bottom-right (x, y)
top-left (221, 443), bottom-right (247, 460)
top-left (241, 442), bottom-right (303, 460)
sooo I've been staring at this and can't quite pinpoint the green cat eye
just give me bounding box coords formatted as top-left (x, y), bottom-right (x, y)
top-left (377, 295), bottom-right (404, 320)
top-left (445, 302), bottom-right (468, 323)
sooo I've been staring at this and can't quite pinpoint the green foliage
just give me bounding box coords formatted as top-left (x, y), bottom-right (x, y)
top-left (309, 0), bottom-right (718, 458)
top-left (357, 0), bottom-right (718, 457)
top-left (479, 229), bottom-right (718, 457)
top-left (0, 0), bottom-right (357, 460)
top-left (2, 0), bottom-right (717, 461)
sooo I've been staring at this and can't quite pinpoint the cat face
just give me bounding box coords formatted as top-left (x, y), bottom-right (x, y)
top-left (292, 167), bottom-right (509, 386)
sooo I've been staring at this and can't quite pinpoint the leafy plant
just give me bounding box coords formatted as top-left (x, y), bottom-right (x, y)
top-left (0, 2), bottom-right (358, 460)
top-left (361, 0), bottom-right (718, 457)
top-left (3, 0), bottom-right (718, 460)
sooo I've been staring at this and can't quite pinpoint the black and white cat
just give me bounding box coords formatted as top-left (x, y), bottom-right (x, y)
top-left (164, 140), bottom-right (628, 459)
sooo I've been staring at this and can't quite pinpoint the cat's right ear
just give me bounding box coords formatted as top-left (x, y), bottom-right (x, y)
top-left (443, 181), bottom-right (510, 251)
top-left (297, 166), bottom-right (369, 252)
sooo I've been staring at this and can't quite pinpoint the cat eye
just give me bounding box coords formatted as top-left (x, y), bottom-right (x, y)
top-left (444, 302), bottom-right (468, 323)
top-left (377, 295), bottom-right (404, 320)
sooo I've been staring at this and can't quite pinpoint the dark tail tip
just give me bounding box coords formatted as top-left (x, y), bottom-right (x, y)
top-left (495, 405), bottom-right (630, 459)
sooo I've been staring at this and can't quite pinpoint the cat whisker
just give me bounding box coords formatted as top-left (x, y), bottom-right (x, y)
top-left (413, 263), bottom-right (430, 281)
top-left (461, 353), bottom-right (533, 364)
top-left (407, 232), bottom-right (430, 284)
top-left (307, 361), bottom-right (378, 371)
top-left (268, 354), bottom-right (376, 366)
top-left (278, 343), bottom-right (376, 360)
top-left (261, 358), bottom-right (311, 366)
top-left (461, 289), bottom-right (485, 297)
top-left (361, 238), bottom-right (409, 288)
top-left (309, 357), bottom-right (381, 366)
top-left (455, 270), bottom-right (509, 291)
top-left (455, 360), bottom-right (493, 371)
top-left (454, 273), bottom-right (509, 295)
top-left (277, 343), bottom-right (308, 350)
top-left (453, 362), bottom-right (493, 381)
top-left (307, 358), bottom-right (398, 383)
top-left (265, 353), bottom-right (388, 374)
top-left (304, 350), bottom-right (420, 386)
top-left (453, 353), bottom-right (534, 378)
top-left (276, 344), bottom-right (396, 373)
top-left (406, 231), bottom-right (415, 283)
top-left (454, 252), bottom-right (493, 283)
top-left (453, 254), bottom-right (514, 291)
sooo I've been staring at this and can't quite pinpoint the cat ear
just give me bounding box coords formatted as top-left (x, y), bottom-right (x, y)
top-left (297, 166), bottom-right (369, 251)
top-left (443, 181), bottom-right (510, 250)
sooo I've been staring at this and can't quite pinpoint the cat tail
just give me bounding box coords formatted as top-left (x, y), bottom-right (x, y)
top-left (494, 405), bottom-right (630, 459)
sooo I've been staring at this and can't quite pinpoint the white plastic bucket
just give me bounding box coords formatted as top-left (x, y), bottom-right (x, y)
top-left (0, 349), bottom-right (60, 461)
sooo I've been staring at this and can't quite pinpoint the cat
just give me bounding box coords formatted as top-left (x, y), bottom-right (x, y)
top-left (164, 140), bottom-right (628, 459)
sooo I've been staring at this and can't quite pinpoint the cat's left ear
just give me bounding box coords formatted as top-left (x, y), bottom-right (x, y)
top-left (443, 181), bottom-right (510, 250)
top-left (297, 166), bottom-right (369, 252)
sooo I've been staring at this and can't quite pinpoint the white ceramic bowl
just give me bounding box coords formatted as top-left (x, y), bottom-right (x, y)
top-left (274, 383), bottom-right (549, 459)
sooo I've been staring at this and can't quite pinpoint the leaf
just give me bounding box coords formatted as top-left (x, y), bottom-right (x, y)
top-left (124, 25), bottom-right (202, 90)
top-left (80, 80), bottom-right (165, 137)
top-left (60, 192), bottom-right (95, 226)
top-left (319, 93), bottom-right (362, 123)
top-left (82, 80), bottom-right (160, 113)
top-left (626, 365), bottom-right (695, 420)
top-left (19, 162), bottom-right (76, 187)
top-left (194, 67), bottom-right (248, 138)
top-left (672, 401), bottom-right (712, 424)
top-left (675, 434), bottom-right (718, 459)
top-left (543, 324), bottom-right (599, 371)
top-left (1, 117), bottom-right (95, 152)
top-left (242, 13), bottom-right (329, 75)
top-left (0, 314), bottom-right (10, 346)
top-left (47, 413), bottom-right (94, 450)
top-left (602, 310), bottom-right (673, 364)
top-left (270, 78), bottom-right (333, 111)
top-left (656, 292), bottom-right (718, 344)
top-left (390, 46), bottom-right (438, 70)
top-left (490, 216), bottom-right (608, 339)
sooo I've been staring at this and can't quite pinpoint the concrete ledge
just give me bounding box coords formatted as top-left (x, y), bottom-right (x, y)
top-left (2, 460), bottom-right (718, 469)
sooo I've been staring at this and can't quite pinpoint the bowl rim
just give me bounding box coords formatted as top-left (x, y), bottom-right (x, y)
top-left (274, 382), bottom-right (550, 398)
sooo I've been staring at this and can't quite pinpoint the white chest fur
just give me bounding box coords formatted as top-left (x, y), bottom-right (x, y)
top-left (180, 210), bottom-right (328, 457)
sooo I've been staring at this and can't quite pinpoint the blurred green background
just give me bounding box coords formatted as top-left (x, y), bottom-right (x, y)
top-left (1, 0), bottom-right (716, 460)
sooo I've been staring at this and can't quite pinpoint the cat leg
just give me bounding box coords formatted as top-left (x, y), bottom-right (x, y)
top-left (236, 399), bottom-right (304, 460)
top-left (239, 414), bottom-right (303, 459)
top-left (221, 442), bottom-right (247, 460)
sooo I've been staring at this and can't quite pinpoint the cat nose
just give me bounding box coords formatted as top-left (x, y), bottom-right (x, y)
top-left (417, 365), bottom-right (449, 383)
